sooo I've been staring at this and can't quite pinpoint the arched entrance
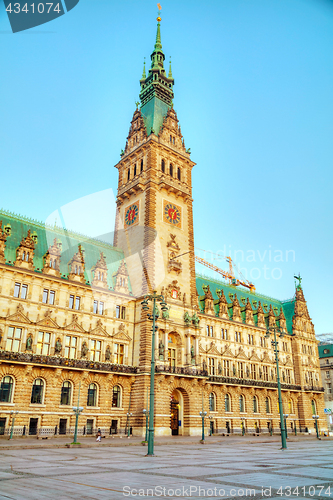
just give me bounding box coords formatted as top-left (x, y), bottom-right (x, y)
top-left (170, 389), bottom-right (184, 436)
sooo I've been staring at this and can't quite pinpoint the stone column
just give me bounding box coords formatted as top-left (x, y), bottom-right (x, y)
top-left (186, 335), bottom-right (191, 365)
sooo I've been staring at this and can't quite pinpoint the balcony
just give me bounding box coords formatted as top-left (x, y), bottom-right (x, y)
top-left (0, 351), bottom-right (137, 374)
top-left (208, 375), bottom-right (301, 391)
top-left (155, 365), bottom-right (208, 377)
top-left (303, 385), bottom-right (325, 392)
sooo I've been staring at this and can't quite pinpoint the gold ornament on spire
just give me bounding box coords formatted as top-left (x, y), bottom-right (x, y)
top-left (157, 3), bottom-right (162, 22)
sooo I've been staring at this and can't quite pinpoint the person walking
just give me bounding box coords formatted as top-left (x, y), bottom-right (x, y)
top-left (96, 428), bottom-right (102, 442)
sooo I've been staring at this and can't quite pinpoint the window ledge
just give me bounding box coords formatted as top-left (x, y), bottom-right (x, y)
top-left (86, 407), bottom-right (101, 410)
top-left (0, 402), bottom-right (14, 406)
top-left (111, 407), bottom-right (123, 410)
top-left (29, 404), bottom-right (46, 407)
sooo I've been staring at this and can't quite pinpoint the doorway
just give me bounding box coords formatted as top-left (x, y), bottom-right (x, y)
top-left (59, 419), bottom-right (67, 435)
top-left (86, 419), bottom-right (94, 435)
top-left (0, 418), bottom-right (6, 436)
top-left (110, 420), bottom-right (118, 435)
top-left (171, 397), bottom-right (179, 435)
top-left (29, 418), bottom-right (38, 435)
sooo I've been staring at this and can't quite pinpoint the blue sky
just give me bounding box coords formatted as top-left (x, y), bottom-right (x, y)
top-left (0, 0), bottom-right (332, 334)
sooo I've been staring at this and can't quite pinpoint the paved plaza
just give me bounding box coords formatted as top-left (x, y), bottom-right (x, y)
top-left (0, 437), bottom-right (332, 500)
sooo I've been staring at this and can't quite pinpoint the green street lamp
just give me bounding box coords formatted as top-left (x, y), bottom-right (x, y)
top-left (9, 410), bottom-right (19, 440)
top-left (283, 414), bottom-right (289, 439)
top-left (72, 382), bottom-right (83, 444)
top-left (199, 411), bottom-right (207, 441)
top-left (127, 412), bottom-right (132, 437)
top-left (141, 291), bottom-right (168, 456)
top-left (265, 326), bottom-right (287, 450)
top-left (312, 415), bottom-right (320, 439)
top-left (142, 409), bottom-right (148, 442)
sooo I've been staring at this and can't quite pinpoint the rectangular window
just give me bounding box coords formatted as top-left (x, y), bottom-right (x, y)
top-left (208, 357), bottom-right (215, 376)
top-left (115, 343), bottom-right (124, 364)
top-left (93, 300), bottom-right (98, 314)
top-left (326, 371), bottom-right (330, 377)
top-left (206, 326), bottom-right (210, 336)
top-left (210, 326), bottom-right (213, 337)
top-left (116, 305), bottom-right (120, 318)
top-left (42, 289), bottom-right (49, 304)
top-left (21, 284), bottom-right (28, 299)
top-left (238, 362), bottom-right (244, 378)
top-left (168, 347), bottom-right (176, 368)
top-left (263, 366), bottom-right (268, 381)
top-left (6, 326), bottom-right (22, 352)
top-left (49, 290), bottom-right (55, 305)
top-left (14, 283), bottom-right (21, 298)
top-left (260, 337), bottom-right (266, 347)
top-left (224, 359), bottom-right (230, 377)
top-left (64, 336), bottom-right (77, 359)
top-left (75, 296), bottom-right (80, 310)
top-left (42, 289), bottom-right (55, 305)
top-left (286, 369), bottom-right (291, 384)
top-left (121, 306), bottom-right (126, 319)
top-left (99, 301), bottom-right (104, 315)
top-left (90, 340), bottom-right (101, 362)
top-left (251, 364), bottom-right (257, 380)
top-left (36, 331), bottom-right (51, 356)
top-left (69, 295), bottom-right (74, 309)
top-left (327, 383), bottom-right (332, 394)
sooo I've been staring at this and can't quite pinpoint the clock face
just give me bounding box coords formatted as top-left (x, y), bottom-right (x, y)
top-left (125, 203), bottom-right (139, 226)
top-left (163, 201), bottom-right (181, 228)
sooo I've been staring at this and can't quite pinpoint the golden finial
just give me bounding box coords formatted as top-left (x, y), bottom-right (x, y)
top-left (157, 3), bottom-right (162, 22)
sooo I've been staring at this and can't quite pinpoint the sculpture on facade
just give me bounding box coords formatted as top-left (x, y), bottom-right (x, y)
top-left (81, 342), bottom-right (88, 358)
top-left (105, 345), bottom-right (111, 362)
top-left (54, 338), bottom-right (62, 354)
top-left (158, 339), bottom-right (164, 360)
top-left (26, 335), bottom-right (33, 351)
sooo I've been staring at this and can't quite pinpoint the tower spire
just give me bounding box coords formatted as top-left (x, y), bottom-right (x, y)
top-left (168, 57), bottom-right (172, 79)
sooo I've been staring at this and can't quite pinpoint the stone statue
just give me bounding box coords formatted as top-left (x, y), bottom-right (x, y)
top-left (192, 313), bottom-right (200, 326)
top-left (55, 339), bottom-right (62, 354)
top-left (105, 346), bottom-right (111, 362)
top-left (218, 362), bottom-right (222, 375)
top-left (233, 365), bottom-right (236, 376)
top-left (158, 340), bottom-right (164, 360)
top-left (26, 335), bottom-right (33, 351)
top-left (81, 342), bottom-right (88, 358)
top-left (202, 360), bottom-right (207, 372)
top-left (184, 311), bottom-right (191, 326)
top-left (190, 345), bottom-right (195, 359)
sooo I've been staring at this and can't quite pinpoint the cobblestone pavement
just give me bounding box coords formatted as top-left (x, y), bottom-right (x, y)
top-left (0, 438), bottom-right (332, 500)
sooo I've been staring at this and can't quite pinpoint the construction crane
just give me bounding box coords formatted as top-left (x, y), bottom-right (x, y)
top-left (195, 255), bottom-right (256, 292)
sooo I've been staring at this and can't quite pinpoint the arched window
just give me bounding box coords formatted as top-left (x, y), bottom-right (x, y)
top-left (225, 393), bottom-right (231, 412)
top-left (265, 396), bottom-right (271, 413)
top-left (60, 381), bottom-right (72, 406)
top-left (288, 399), bottom-right (293, 414)
top-left (169, 163), bottom-right (173, 177)
top-left (0, 376), bottom-right (14, 403)
top-left (87, 383), bottom-right (97, 407)
top-left (31, 379), bottom-right (44, 404)
top-left (134, 164), bottom-right (137, 176)
top-left (239, 395), bottom-right (245, 413)
top-left (112, 385), bottom-right (121, 408)
top-left (209, 392), bottom-right (216, 412)
top-left (311, 399), bottom-right (316, 415)
top-left (161, 159), bottom-right (165, 173)
top-left (140, 159), bottom-right (143, 172)
top-left (177, 167), bottom-right (181, 181)
top-left (253, 395), bottom-right (259, 413)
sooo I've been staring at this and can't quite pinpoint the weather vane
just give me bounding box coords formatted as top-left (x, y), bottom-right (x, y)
top-left (157, 3), bottom-right (162, 22)
top-left (294, 273), bottom-right (302, 289)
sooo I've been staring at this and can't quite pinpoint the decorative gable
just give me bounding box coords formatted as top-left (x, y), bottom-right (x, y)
top-left (113, 260), bottom-right (129, 294)
top-left (158, 108), bottom-right (188, 154)
top-left (221, 345), bottom-right (234, 358)
top-left (15, 230), bottom-right (35, 270)
top-left (206, 342), bottom-right (221, 356)
top-left (124, 108), bottom-right (148, 155)
top-left (202, 285), bottom-right (214, 315)
top-left (267, 304), bottom-right (277, 328)
top-left (90, 319), bottom-right (110, 337)
top-left (91, 252), bottom-right (108, 289)
top-left (112, 323), bottom-right (131, 342)
top-left (68, 245), bottom-right (85, 283)
top-left (244, 298), bottom-right (254, 325)
top-left (7, 304), bottom-right (31, 324)
top-left (36, 310), bottom-right (59, 329)
top-left (235, 347), bottom-right (249, 360)
top-left (43, 238), bottom-right (62, 277)
top-left (217, 289), bottom-right (228, 319)
top-left (231, 293), bottom-right (241, 322)
top-left (256, 301), bottom-right (266, 328)
top-left (64, 314), bottom-right (86, 333)
top-left (0, 221), bottom-right (8, 264)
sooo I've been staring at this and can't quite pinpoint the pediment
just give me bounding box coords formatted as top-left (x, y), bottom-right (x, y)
top-left (221, 346), bottom-right (234, 358)
top-left (112, 330), bottom-right (131, 341)
top-left (283, 355), bottom-right (294, 367)
top-left (235, 348), bottom-right (248, 360)
top-left (64, 319), bottom-right (86, 333)
top-left (7, 311), bottom-right (31, 324)
top-left (199, 343), bottom-right (206, 354)
top-left (262, 351), bottom-right (272, 363)
top-left (90, 325), bottom-right (110, 337)
top-left (249, 351), bottom-right (261, 362)
top-left (207, 344), bottom-right (221, 356)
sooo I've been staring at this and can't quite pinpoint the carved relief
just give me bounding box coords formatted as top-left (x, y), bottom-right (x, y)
top-left (165, 280), bottom-right (182, 301)
top-left (167, 233), bottom-right (182, 274)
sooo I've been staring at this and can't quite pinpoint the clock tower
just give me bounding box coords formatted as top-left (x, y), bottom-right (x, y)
top-left (114, 17), bottom-right (197, 306)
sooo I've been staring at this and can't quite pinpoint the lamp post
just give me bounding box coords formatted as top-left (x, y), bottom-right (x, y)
top-left (141, 291), bottom-right (168, 456)
top-left (127, 413), bottom-right (132, 437)
top-left (312, 415), bottom-right (320, 439)
top-left (265, 326), bottom-right (287, 450)
top-left (283, 414), bottom-right (289, 439)
top-left (199, 411), bottom-right (207, 441)
top-left (9, 410), bottom-right (19, 440)
top-left (72, 382), bottom-right (83, 444)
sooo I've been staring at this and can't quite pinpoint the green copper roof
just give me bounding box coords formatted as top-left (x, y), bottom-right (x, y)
top-left (0, 209), bottom-right (131, 292)
top-left (318, 343), bottom-right (333, 358)
top-left (139, 21), bottom-right (174, 135)
top-left (195, 273), bottom-right (295, 334)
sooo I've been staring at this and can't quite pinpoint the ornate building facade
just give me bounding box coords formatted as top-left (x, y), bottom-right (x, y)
top-left (0, 19), bottom-right (326, 438)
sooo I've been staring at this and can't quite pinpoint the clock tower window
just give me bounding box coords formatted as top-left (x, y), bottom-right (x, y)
top-left (140, 159), bottom-right (143, 172)
top-left (177, 167), bottom-right (181, 181)
top-left (127, 168), bottom-right (130, 181)
top-left (134, 164), bottom-right (137, 176)
top-left (161, 159), bottom-right (165, 173)
top-left (170, 163), bottom-right (173, 177)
